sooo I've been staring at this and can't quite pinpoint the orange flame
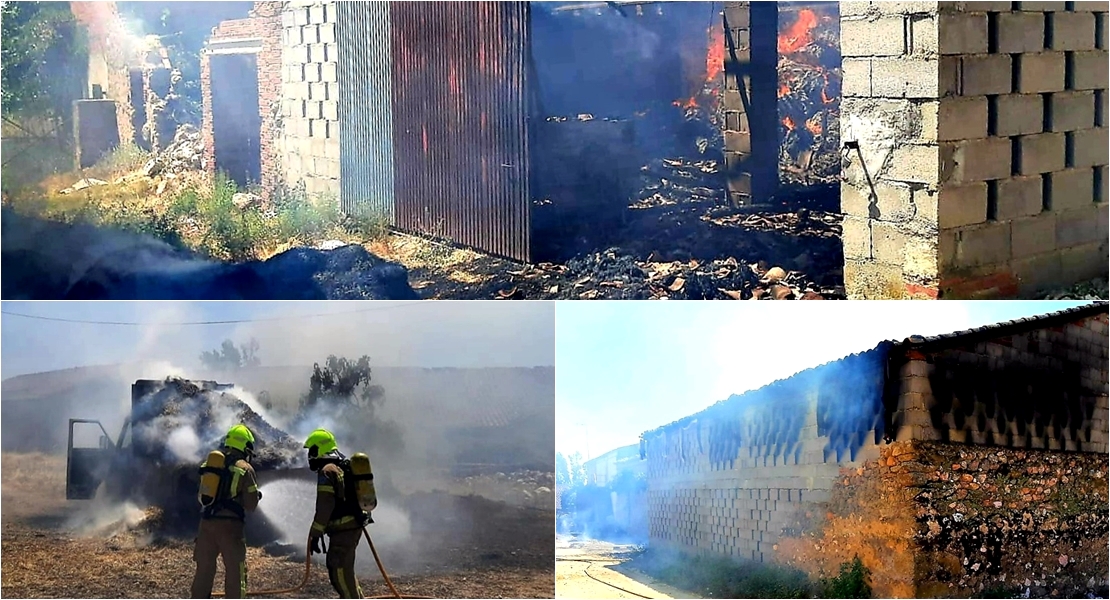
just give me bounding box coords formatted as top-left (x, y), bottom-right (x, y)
top-left (778, 83), bottom-right (791, 98)
top-left (778, 9), bottom-right (818, 55)
top-left (805, 115), bottom-right (823, 136)
top-left (783, 116), bottom-right (796, 131)
top-left (674, 23), bottom-right (726, 111)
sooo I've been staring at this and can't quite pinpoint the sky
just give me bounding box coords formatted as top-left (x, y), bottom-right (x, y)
top-left (1, 301), bottom-right (556, 378)
top-left (554, 300), bottom-right (1098, 460)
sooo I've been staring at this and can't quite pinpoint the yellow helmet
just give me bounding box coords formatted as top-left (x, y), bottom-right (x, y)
top-left (224, 424), bottom-right (256, 454)
top-left (303, 429), bottom-right (338, 457)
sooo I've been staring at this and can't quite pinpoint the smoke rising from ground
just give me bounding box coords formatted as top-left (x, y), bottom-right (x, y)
top-left (1, 301), bottom-right (555, 568)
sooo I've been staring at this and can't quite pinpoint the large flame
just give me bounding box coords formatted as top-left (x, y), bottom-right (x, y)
top-left (674, 23), bottom-right (726, 111)
top-left (777, 8), bottom-right (818, 55)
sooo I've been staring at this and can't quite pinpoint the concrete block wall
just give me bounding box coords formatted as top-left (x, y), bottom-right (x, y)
top-left (279, 0), bottom-right (340, 197)
top-left (840, 1), bottom-right (946, 300)
top-left (721, 2), bottom-right (779, 206)
top-left (645, 310), bottom-right (1108, 565)
top-left (841, 2), bottom-right (1110, 299)
top-left (902, 311), bottom-right (1110, 452)
top-left (644, 389), bottom-right (884, 562)
top-left (937, 1), bottom-right (1110, 298)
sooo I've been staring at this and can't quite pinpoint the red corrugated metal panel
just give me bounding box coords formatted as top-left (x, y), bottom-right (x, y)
top-left (389, 1), bottom-right (532, 262)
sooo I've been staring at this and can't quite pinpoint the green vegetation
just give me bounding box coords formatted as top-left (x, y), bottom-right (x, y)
top-left (637, 549), bottom-right (813, 598)
top-left (199, 338), bottom-right (262, 373)
top-left (819, 555), bottom-right (871, 599)
top-left (635, 550), bottom-right (874, 599)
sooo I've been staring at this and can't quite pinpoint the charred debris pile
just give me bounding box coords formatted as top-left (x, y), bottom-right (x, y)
top-left (131, 377), bottom-right (303, 470)
top-left (506, 4), bottom-right (843, 300)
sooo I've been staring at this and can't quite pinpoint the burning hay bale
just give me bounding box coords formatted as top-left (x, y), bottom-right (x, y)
top-left (777, 5), bottom-right (842, 185)
top-left (130, 377), bottom-right (304, 470)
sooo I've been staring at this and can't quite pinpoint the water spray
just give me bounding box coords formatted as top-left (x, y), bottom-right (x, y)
top-left (208, 527), bottom-right (435, 598)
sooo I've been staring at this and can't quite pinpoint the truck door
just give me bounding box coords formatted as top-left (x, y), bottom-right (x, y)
top-left (66, 419), bottom-right (115, 500)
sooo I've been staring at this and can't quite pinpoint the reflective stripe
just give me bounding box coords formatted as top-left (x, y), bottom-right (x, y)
top-left (311, 521), bottom-right (326, 533)
top-left (337, 567), bottom-right (351, 598)
top-left (331, 515), bottom-right (356, 526)
top-left (317, 485), bottom-right (335, 493)
top-left (246, 485), bottom-right (259, 493)
top-left (229, 466), bottom-right (245, 497)
top-left (239, 561), bottom-right (247, 597)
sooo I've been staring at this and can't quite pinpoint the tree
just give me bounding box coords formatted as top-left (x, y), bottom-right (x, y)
top-left (300, 355), bottom-right (384, 411)
top-left (199, 338), bottom-right (261, 372)
top-left (1, 2), bottom-right (87, 130)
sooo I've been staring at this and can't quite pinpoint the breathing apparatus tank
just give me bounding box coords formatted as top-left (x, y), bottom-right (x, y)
top-left (198, 449), bottom-right (226, 507)
top-left (349, 453), bottom-right (377, 511)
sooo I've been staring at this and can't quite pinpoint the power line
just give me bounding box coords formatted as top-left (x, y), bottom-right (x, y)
top-left (0, 302), bottom-right (427, 327)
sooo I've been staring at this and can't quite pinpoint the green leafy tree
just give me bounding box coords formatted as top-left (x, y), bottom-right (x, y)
top-left (199, 338), bottom-right (261, 372)
top-left (1, 2), bottom-right (87, 130)
top-left (300, 355), bottom-right (384, 411)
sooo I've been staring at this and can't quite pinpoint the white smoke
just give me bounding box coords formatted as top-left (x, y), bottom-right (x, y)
top-left (165, 424), bottom-right (202, 463)
top-left (230, 386), bottom-right (284, 430)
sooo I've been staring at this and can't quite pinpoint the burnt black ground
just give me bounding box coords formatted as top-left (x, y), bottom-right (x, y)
top-left (1, 208), bottom-right (418, 300)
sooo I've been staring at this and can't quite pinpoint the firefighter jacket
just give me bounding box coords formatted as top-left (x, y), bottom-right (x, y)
top-left (311, 462), bottom-right (365, 535)
top-left (200, 451), bottom-right (260, 521)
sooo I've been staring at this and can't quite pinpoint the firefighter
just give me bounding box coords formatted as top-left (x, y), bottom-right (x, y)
top-left (304, 428), bottom-right (377, 599)
top-left (190, 424), bottom-right (262, 599)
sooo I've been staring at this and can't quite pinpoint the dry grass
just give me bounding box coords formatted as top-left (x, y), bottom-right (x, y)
top-left (0, 452), bottom-right (555, 598)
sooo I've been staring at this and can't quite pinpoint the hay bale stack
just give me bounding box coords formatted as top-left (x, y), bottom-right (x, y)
top-left (131, 377), bottom-right (304, 470)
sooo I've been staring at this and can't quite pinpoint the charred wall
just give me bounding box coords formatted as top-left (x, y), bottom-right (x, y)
top-left (894, 311), bottom-right (1109, 452)
top-left (643, 308), bottom-right (1109, 579)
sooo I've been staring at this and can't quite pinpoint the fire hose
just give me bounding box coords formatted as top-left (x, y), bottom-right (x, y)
top-left (211, 527), bottom-right (435, 598)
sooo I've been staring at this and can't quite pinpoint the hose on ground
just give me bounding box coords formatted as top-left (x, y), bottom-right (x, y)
top-left (557, 558), bottom-right (653, 599)
top-left (208, 527), bottom-right (435, 598)
top-left (362, 526), bottom-right (435, 599)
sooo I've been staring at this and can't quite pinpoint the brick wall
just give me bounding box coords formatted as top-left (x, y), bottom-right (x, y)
top-left (279, 0), bottom-right (340, 197)
top-left (200, 2), bottom-right (283, 192)
top-left (643, 309), bottom-right (1108, 574)
top-left (840, 2), bottom-right (1109, 299)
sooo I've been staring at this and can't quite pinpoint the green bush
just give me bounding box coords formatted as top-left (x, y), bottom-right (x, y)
top-left (820, 556), bottom-right (871, 599)
top-left (642, 550), bottom-right (814, 599)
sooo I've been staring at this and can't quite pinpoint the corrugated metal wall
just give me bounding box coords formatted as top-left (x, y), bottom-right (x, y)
top-left (389, 1), bottom-right (532, 262)
top-left (337, 1), bottom-right (395, 221)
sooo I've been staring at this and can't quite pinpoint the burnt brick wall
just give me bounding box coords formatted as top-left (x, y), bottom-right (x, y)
top-left (279, 0), bottom-right (340, 197)
top-left (200, 2), bottom-right (283, 193)
top-left (897, 312), bottom-right (1109, 452)
top-left (777, 440), bottom-right (1109, 598)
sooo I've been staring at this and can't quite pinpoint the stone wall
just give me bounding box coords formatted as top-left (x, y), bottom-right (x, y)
top-left (643, 307), bottom-right (1109, 592)
top-left (776, 440), bottom-right (1110, 598)
top-left (279, 0), bottom-right (340, 197)
top-left (840, 1), bottom-right (1110, 299)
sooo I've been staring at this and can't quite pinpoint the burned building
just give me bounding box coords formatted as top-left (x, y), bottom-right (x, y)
top-left (640, 302), bottom-right (1109, 597)
top-left (202, 1), bottom-right (1108, 297)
